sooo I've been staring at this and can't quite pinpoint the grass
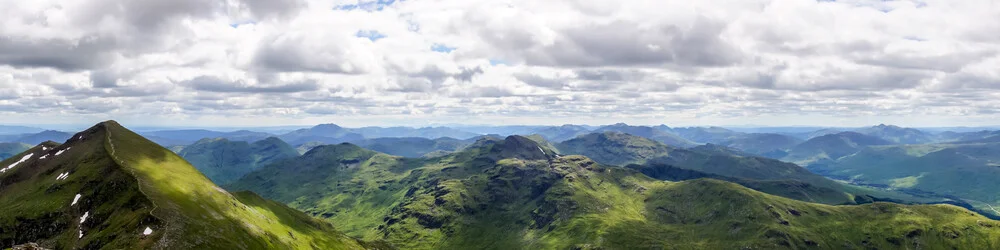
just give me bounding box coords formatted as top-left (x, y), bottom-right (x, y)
top-left (0, 121), bottom-right (373, 249)
top-left (231, 136), bottom-right (1000, 249)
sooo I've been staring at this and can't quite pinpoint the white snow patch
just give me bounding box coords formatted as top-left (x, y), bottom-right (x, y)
top-left (55, 147), bottom-right (71, 156)
top-left (80, 211), bottom-right (89, 223)
top-left (1, 153), bottom-right (34, 173)
top-left (42, 147), bottom-right (49, 151)
top-left (143, 227), bottom-right (153, 235)
top-left (79, 229), bottom-right (83, 239)
top-left (537, 146), bottom-right (545, 155)
top-left (72, 194), bottom-right (82, 206)
top-left (56, 172), bottom-right (69, 180)
top-left (40, 155), bottom-right (48, 160)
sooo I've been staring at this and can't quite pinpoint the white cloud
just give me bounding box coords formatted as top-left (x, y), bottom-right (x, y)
top-left (0, 0), bottom-right (998, 127)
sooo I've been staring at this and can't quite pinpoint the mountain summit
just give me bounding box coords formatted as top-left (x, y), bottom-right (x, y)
top-left (0, 121), bottom-right (374, 249)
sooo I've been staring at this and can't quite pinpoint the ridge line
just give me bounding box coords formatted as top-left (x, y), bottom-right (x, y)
top-left (104, 125), bottom-right (169, 246)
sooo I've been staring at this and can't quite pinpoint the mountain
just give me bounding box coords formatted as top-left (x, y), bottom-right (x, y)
top-left (350, 126), bottom-right (480, 140)
top-left (671, 126), bottom-right (743, 144)
top-left (142, 129), bottom-right (274, 146)
top-left (721, 133), bottom-right (804, 157)
top-left (528, 125), bottom-right (591, 142)
top-left (782, 132), bottom-right (894, 165)
top-left (810, 141), bottom-right (1000, 217)
top-left (279, 124), bottom-right (365, 146)
top-left (352, 137), bottom-right (470, 158)
top-left (556, 131), bottom-right (853, 204)
top-left (934, 130), bottom-right (1000, 142)
top-left (229, 135), bottom-right (1000, 249)
top-left (856, 124), bottom-right (935, 144)
top-left (593, 123), bottom-right (697, 148)
top-left (0, 125), bottom-right (43, 135)
top-left (9, 130), bottom-right (73, 145)
top-left (0, 121), bottom-right (374, 249)
top-left (0, 142), bottom-right (32, 161)
top-left (177, 137), bottom-right (300, 185)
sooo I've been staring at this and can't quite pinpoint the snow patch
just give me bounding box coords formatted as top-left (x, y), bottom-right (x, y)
top-left (55, 147), bottom-right (71, 156)
top-left (143, 227), bottom-right (153, 235)
top-left (56, 172), bottom-right (69, 180)
top-left (1, 153), bottom-right (34, 173)
top-left (42, 147), bottom-right (49, 151)
top-left (72, 194), bottom-right (81, 206)
top-left (537, 146), bottom-right (545, 155)
top-left (79, 229), bottom-right (83, 239)
top-left (80, 211), bottom-right (89, 223)
top-left (40, 155), bottom-right (48, 160)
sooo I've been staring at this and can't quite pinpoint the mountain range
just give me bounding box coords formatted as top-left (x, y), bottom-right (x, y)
top-left (227, 134), bottom-right (1000, 249)
top-left (0, 121), bottom-right (380, 249)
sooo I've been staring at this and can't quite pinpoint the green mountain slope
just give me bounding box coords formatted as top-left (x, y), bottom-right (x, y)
top-left (352, 137), bottom-right (470, 158)
top-left (556, 131), bottom-right (853, 204)
top-left (593, 123), bottom-right (697, 148)
top-left (782, 131), bottom-right (894, 165)
top-left (178, 137), bottom-right (299, 185)
top-left (856, 124), bottom-right (935, 144)
top-left (0, 121), bottom-right (371, 249)
top-left (812, 141), bottom-right (1000, 217)
top-left (0, 142), bottom-right (31, 161)
top-left (229, 135), bottom-right (1000, 249)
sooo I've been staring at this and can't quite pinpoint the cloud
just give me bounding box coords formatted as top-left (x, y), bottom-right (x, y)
top-left (183, 76), bottom-right (320, 93)
top-left (0, 0), bottom-right (999, 127)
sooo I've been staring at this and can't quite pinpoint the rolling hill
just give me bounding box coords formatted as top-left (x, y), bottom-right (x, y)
top-left (593, 123), bottom-right (697, 148)
top-left (856, 124), bottom-right (935, 144)
top-left (810, 141), bottom-right (1000, 217)
top-left (351, 137), bottom-right (471, 158)
top-left (0, 121), bottom-right (375, 249)
top-left (228, 135), bottom-right (1000, 249)
top-left (142, 129), bottom-right (274, 146)
top-left (279, 124), bottom-right (366, 146)
top-left (555, 131), bottom-right (853, 204)
top-left (177, 137), bottom-right (300, 185)
top-left (0, 143), bottom-right (31, 161)
top-left (782, 132), bottom-right (894, 165)
top-left (5, 130), bottom-right (74, 145)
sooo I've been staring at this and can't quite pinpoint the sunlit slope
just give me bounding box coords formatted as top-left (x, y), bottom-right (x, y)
top-left (1, 121), bottom-right (372, 249)
top-left (231, 136), bottom-right (1000, 249)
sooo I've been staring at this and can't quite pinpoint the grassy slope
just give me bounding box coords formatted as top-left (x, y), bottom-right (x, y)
top-left (178, 137), bottom-right (299, 185)
top-left (557, 132), bottom-right (854, 204)
top-left (102, 121), bottom-right (368, 249)
top-left (0, 143), bottom-right (32, 161)
top-left (0, 121), bottom-right (372, 249)
top-left (815, 142), bottom-right (1000, 215)
top-left (230, 136), bottom-right (1000, 249)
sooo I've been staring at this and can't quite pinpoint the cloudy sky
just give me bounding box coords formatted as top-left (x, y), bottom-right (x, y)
top-left (1, 0), bottom-right (999, 127)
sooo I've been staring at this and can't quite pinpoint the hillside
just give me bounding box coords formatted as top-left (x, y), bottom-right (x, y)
top-left (352, 137), bottom-right (470, 158)
top-left (0, 143), bottom-right (31, 161)
top-left (142, 129), bottom-right (274, 146)
top-left (556, 132), bottom-right (853, 204)
top-left (178, 137), bottom-right (300, 185)
top-left (856, 124), bottom-right (935, 144)
top-left (812, 141), bottom-right (1000, 217)
top-left (593, 123), bottom-right (697, 148)
top-left (280, 124), bottom-right (366, 146)
top-left (8, 131), bottom-right (73, 145)
top-left (782, 132), bottom-right (894, 165)
top-left (0, 121), bottom-right (373, 249)
top-left (529, 125), bottom-right (591, 142)
top-left (229, 135), bottom-right (1000, 249)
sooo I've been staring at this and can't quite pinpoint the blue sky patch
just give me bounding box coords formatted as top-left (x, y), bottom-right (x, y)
top-left (431, 44), bottom-right (456, 53)
top-left (356, 30), bottom-right (387, 41)
top-left (230, 20), bottom-right (257, 28)
top-left (335, 0), bottom-right (401, 12)
top-left (489, 59), bottom-right (508, 66)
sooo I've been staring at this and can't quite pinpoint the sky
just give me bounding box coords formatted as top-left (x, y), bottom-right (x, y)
top-left (1, 0), bottom-right (999, 128)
